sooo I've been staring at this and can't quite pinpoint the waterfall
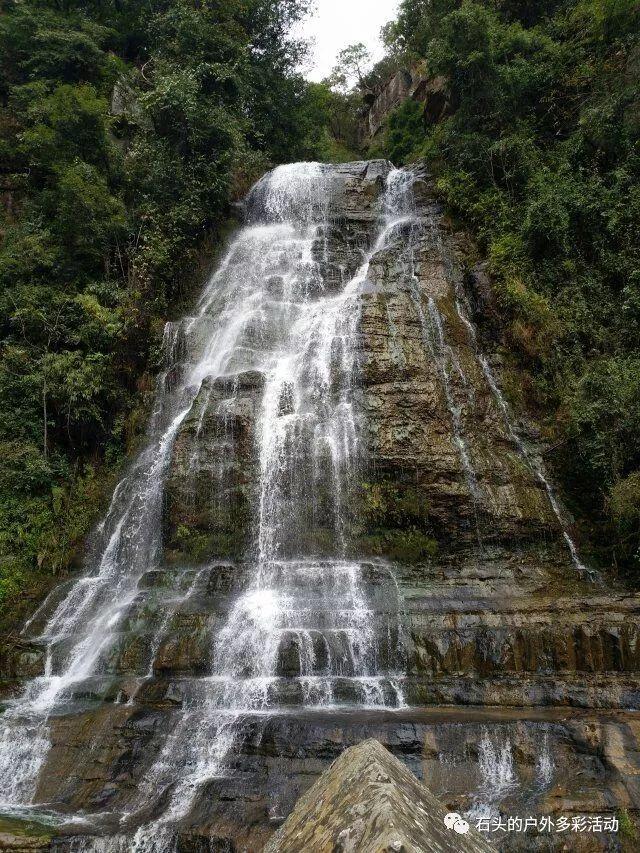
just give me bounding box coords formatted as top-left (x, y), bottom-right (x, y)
top-left (535, 732), bottom-right (555, 788)
top-left (388, 165), bottom-right (594, 575)
top-left (451, 269), bottom-right (598, 580)
top-left (467, 728), bottom-right (519, 821)
top-left (0, 162), bottom-right (408, 847)
top-left (0, 341), bottom-right (196, 804)
top-left (382, 172), bottom-right (483, 538)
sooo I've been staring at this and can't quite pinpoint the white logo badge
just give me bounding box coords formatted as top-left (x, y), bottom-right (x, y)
top-left (444, 812), bottom-right (470, 834)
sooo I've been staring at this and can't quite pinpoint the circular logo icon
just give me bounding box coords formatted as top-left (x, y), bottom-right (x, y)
top-left (444, 813), bottom-right (461, 829)
top-left (444, 812), bottom-right (470, 834)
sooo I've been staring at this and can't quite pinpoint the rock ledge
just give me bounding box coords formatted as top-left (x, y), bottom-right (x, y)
top-left (264, 738), bottom-right (493, 853)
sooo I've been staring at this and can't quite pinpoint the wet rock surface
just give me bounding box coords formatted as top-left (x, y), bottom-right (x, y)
top-left (19, 707), bottom-right (638, 850)
top-left (164, 371), bottom-right (264, 562)
top-left (357, 187), bottom-right (559, 547)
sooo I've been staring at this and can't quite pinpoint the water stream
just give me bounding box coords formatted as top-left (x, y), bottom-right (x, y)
top-left (0, 163), bottom-right (410, 848)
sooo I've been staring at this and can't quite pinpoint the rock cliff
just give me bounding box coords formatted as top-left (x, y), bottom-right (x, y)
top-left (361, 67), bottom-right (451, 141)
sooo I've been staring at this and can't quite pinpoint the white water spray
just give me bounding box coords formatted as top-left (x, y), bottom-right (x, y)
top-left (0, 163), bottom-right (408, 848)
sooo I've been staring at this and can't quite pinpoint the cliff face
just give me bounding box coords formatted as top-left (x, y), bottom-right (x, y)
top-left (361, 67), bottom-right (451, 141)
top-left (358, 182), bottom-right (557, 545)
top-left (1, 161), bottom-right (639, 851)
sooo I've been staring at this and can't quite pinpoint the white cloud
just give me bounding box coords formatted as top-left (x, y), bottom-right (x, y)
top-left (296, 0), bottom-right (399, 82)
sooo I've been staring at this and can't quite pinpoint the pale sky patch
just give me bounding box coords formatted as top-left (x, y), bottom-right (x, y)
top-left (297, 0), bottom-right (400, 82)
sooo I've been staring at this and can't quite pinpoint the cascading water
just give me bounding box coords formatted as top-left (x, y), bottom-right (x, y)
top-left (383, 164), bottom-right (594, 574)
top-left (0, 163), bottom-right (410, 848)
top-left (468, 729), bottom-right (519, 821)
top-left (449, 260), bottom-right (598, 580)
top-left (381, 169), bottom-right (480, 504)
top-left (535, 732), bottom-right (555, 788)
top-left (0, 333), bottom-right (196, 805)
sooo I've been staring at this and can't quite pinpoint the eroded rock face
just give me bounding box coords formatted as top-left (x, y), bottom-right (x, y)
top-left (356, 189), bottom-right (558, 549)
top-left (264, 738), bottom-right (493, 853)
top-left (20, 706), bottom-right (639, 851)
top-left (362, 67), bottom-right (452, 141)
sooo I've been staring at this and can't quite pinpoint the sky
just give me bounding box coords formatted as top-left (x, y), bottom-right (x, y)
top-left (297, 0), bottom-right (400, 82)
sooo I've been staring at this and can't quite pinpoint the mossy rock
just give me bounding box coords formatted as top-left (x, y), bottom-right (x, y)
top-left (166, 508), bottom-right (250, 562)
top-left (356, 529), bottom-right (438, 564)
top-left (360, 479), bottom-right (431, 529)
top-left (350, 477), bottom-right (437, 564)
top-left (0, 814), bottom-right (53, 842)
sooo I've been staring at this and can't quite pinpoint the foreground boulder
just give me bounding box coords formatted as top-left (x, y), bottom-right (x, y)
top-left (264, 738), bottom-right (493, 853)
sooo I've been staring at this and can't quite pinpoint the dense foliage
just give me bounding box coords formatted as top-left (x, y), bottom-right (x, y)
top-left (0, 0), bottom-right (342, 628)
top-left (373, 0), bottom-right (640, 575)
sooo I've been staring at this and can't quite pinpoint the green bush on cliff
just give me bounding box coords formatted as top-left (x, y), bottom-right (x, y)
top-left (383, 100), bottom-right (425, 166)
top-left (374, 0), bottom-right (640, 575)
top-left (0, 0), bottom-right (338, 629)
top-left (357, 480), bottom-right (438, 563)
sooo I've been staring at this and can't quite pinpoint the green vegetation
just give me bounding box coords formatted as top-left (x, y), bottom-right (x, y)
top-left (617, 807), bottom-right (638, 842)
top-left (356, 480), bottom-right (438, 563)
top-left (370, 0), bottom-right (640, 575)
top-left (0, 0), bottom-right (348, 630)
top-left (0, 815), bottom-right (52, 840)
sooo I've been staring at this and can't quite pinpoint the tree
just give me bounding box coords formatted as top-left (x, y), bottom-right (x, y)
top-left (330, 42), bottom-right (372, 93)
